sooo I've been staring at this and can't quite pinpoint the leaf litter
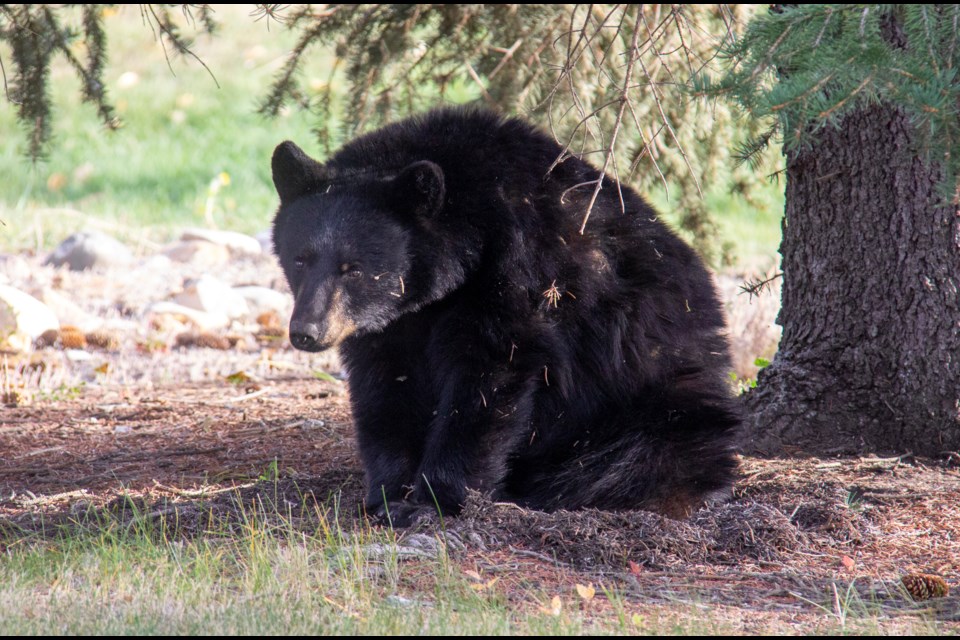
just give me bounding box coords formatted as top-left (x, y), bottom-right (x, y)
top-left (1, 378), bottom-right (958, 628)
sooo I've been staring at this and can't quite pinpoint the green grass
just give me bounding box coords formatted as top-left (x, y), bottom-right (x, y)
top-left (0, 7), bottom-right (329, 248)
top-left (0, 496), bottom-right (654, 635)
top-left (1, 492), bottom-right (947, 636)
top-left (649, 176), bottom-right (784, 270)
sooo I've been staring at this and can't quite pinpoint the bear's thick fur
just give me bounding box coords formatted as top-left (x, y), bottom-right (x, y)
top-left (271, 108), bottom-right (739, 526)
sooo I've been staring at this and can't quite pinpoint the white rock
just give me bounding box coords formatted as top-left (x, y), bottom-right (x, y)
top-left (174, 275), bottom-right (249, 319)
top-left (0, 254), bottom-right (33, 286)
top-left (233, 285), bottom-right (289, 316)
top-left (145, 301), bottom-right (229, 331)
top-left (255, 229), bottom-right (274, 254)
top-left (45, 230), bottom-right (134, 271)
top-left (180, 228), bottom-right (262, 255)
top-left (140, 254), bottom-right (174, 270)
top-left (161, 240), bottom-right (230, 266)
top-left (0, 284), bottom-right (60, 352)
top-left (117, 71), bottom-right (139, 88)
top-left (36, 287), bottom-right (101, 333)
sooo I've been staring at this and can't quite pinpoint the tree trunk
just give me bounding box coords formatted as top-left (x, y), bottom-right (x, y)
top-left (742, 104), bottom-right (960, 457)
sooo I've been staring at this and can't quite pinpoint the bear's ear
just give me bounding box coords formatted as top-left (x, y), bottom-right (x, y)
top-left (393, 160), bottom-right (445, 218)
top-left (272, 141), bottom-right (327, 204)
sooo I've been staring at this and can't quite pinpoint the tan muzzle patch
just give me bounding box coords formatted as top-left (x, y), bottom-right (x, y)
top-left (321, 289), bottom-right (357, 347)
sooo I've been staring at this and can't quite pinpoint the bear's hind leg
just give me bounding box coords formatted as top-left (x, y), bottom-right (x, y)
top-left (506, 393), bottom-right (740, 518)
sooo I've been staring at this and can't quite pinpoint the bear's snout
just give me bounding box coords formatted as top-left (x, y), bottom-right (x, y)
top-left (288, 289), bottom-right (357, 352)
top-left (289, 320), bottom-right (323, 351)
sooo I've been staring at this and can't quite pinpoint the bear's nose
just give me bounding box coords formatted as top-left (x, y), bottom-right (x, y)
top-left (289, 320), bottom-right (321, 351)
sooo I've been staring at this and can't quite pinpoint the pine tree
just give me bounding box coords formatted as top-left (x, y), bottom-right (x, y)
top-left (702, 5), bottom-right (960, 456)
top-left (0, 4), bottom-right (767, 257)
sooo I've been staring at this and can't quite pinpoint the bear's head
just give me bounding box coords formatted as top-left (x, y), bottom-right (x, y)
top-left (271, 141), bottom-right (450, 352)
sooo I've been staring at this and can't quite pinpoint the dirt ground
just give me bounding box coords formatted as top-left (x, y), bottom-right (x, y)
top-left (0, 247), bottom-right (956, 631)
top-left (2, 372), bottom-right (958, 631)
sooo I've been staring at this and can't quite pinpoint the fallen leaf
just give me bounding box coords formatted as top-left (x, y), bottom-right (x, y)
top-left (2, 390), bottom-right (26, 406)
top-left (225, 371), bottom-right (252, 385)
top-left (312, 370), bottom-right (341, 384)
top-left (469, 577), bottom-right (499, 591)
top-left (575, 583), bottom-right (595, 602)
top-left (256, 310), bottom-right (283, 330)
top-left (539, 595), bottom-right (562, 616)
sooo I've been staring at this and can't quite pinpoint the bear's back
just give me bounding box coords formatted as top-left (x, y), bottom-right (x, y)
top-left (329, 108), bottom-right (729, 389)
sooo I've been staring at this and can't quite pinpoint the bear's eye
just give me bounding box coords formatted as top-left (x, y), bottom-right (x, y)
top-left (294, 256), bottom-right (307, 271)
top-left (341, 263), bottom-right (363, 279)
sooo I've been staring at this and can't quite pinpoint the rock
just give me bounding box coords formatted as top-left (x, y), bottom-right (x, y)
top-left (180, 228), bottom-right (261, 255)
top-left (161, 240), bottom-right (230, 266)
top-left (140, 254), bottom-right (174, 270)
top-left (45, 231), bottom-right (134, 271)
top-left (35, 287), bottom-right (101, 333)
top-left (0, 254), bottom-right (33, 286)
top-left (255, 229), bottom-right (274, 254)
top-left (145, 301), bottom-right (229, 331)
top-left (233, 285), bottom-right (289, 316)
top-left (64, 349), bottom-right (94, 362)
top-left (174, 275), bottom-right (249, 319)
top-left (0, 285), bottom-right (60, 352)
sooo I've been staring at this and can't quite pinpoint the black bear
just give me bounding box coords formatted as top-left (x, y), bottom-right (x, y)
top-left (271, 108), bottom-right (739, 527)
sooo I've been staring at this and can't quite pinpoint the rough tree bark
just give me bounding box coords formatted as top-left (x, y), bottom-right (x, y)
top-left (742, 104), bottom-right (960, 457)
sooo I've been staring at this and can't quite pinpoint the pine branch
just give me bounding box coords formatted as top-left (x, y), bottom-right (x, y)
top-left (0, 4), bottom-right (768, 257)
top-left (250, 4), bottom-right (291, 29)
top-left (636, 9), bottom-right (704, 200)
top-left (740, 272), bottom-right (783, 299)
top-left (0, 53), bottom-right (8, 103)
top-left (702, 4), bottom-right (960, 193)
top-left (142, 4), bottom-right (220, 89)
top-left (577, 8), bottom-right (643, 233)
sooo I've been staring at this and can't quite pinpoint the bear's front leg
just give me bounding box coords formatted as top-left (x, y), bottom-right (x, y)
top-left (355, 397), bottom-right (433, 523)
top-left (341, 337), bottom-right (436, 522)
top-left (391, 372), bottom-right (536, 527)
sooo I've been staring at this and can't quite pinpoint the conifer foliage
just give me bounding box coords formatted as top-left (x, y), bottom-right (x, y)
top-left (0, 5), bottom-right (219, 160)
top-left (257, 4), bottom-right (760, 247)
top-left (700, 4), bottom-right (960, 192)
top-left (0, 4), bottom-right (764, 252)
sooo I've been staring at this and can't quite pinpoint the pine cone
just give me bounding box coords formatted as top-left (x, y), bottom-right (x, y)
top-left (901, 574), bottom-right (949, 601)
top-left (59, 325), bottom-right (87, 349)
